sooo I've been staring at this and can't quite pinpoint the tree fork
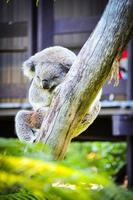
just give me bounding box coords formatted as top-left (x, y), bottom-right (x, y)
top-left (36, 0), bottom-right (133, 159)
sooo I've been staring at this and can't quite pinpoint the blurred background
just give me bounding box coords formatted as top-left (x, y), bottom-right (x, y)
top-left (0, 0), bottom-right (133, 190)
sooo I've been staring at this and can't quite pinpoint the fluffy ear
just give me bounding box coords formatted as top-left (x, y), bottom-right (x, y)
top-left (22, 59), bottom-right (35, 80)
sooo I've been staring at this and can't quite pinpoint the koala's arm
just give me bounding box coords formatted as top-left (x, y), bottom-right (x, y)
top-left (72, 90), bottom-right (102, 138)
top-left (73, 102), bottom-right (101, 137)
top-left (72, 101), bottom-right (101, 138)
top-left (15, 108), bottom-right (47, 143)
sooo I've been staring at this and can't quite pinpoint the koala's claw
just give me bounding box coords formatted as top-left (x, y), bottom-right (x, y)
top-left (28, 128), bottom-right (39, 143)
top-left (31, 128), bottom-right (36, 135)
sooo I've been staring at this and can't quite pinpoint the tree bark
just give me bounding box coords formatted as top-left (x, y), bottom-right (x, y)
top-left (36, 0), bottom-right (133, 159)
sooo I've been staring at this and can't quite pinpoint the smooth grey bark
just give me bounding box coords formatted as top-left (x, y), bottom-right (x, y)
top-left (36, 0), bottom-right (133, 159)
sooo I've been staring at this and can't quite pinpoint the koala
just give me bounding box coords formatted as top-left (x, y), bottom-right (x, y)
top-left (15, 46), bottom-right (77, 143)
top-left (15, 46), bottom-right (101, 143)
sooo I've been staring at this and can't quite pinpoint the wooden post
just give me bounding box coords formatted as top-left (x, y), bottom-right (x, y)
top-left (127, 40), bottom-right (133, 100)
top-left (127, 136), bottom-right (133, 187)
top-left (127, 40), bottom-right (133, 188)
top-left (37, 0), bottom-right (54, 51)
top-left (28, 0), bottom-right (38, 56)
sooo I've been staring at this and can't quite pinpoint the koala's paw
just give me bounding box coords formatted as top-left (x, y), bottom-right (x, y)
top-left (30, 128), bottom-right (38, 143)
top-left (17, 126), bottom-right (38, 144)
top-left (32, 129), bottom-right (41, 143)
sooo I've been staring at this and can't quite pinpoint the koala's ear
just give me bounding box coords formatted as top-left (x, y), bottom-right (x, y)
top-left (22, 60), bottom-right (35, 80)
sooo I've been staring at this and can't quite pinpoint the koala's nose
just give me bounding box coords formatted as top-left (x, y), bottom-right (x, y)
top-left (42, 80), bottom-right (49, 89)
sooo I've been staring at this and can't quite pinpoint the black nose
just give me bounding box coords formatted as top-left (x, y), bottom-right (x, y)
top-left (42, 80), bottom-right (49, 89)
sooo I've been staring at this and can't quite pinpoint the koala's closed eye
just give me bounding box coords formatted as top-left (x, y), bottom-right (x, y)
top-left (30, 63), bottom-right (35, 72)
top-left (59, 63), bottom-right (70, 73)
top-left (53, 75), bottom-right (59, 79)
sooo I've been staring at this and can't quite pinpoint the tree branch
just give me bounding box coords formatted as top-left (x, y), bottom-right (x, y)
top-left (36, 0), bottom-right (133, 159)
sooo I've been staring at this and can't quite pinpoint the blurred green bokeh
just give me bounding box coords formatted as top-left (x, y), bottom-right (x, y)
top-left (0, 138), bottom-right (132, 200)
top-left (63, 141), bottom-right (126, 177)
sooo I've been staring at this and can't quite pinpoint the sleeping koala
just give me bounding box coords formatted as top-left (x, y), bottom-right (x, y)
top-left (15, 46), bottom-right (76, 143)
top-left (15, 46), bottom-right (101, 143)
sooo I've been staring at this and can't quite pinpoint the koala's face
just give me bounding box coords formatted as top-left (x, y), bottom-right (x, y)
top-left (34, 61), bottom-right (69, 91)
top-left (23, 46), bottom-right (76, 92)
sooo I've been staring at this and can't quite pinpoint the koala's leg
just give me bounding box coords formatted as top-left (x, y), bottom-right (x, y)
top-left (15, 110), bottom-right (40, 143)
top-left (72, 102), bottom-right (101, 138)
top-left (15, 108), bottom-right (48, 143)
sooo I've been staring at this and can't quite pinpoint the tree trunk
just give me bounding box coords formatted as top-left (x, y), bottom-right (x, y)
top-left (36, 0), bottom-right (133, 159)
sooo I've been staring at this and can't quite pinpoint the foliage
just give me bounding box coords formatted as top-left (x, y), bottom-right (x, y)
top-left (36, 0), bottom-right (39, 6)
top-left (0, 138), bottom-right (132, 200)
top-left (63, 141), bottom-right (126, 177)
top-left (0, 138), bottom-right (53, 161)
